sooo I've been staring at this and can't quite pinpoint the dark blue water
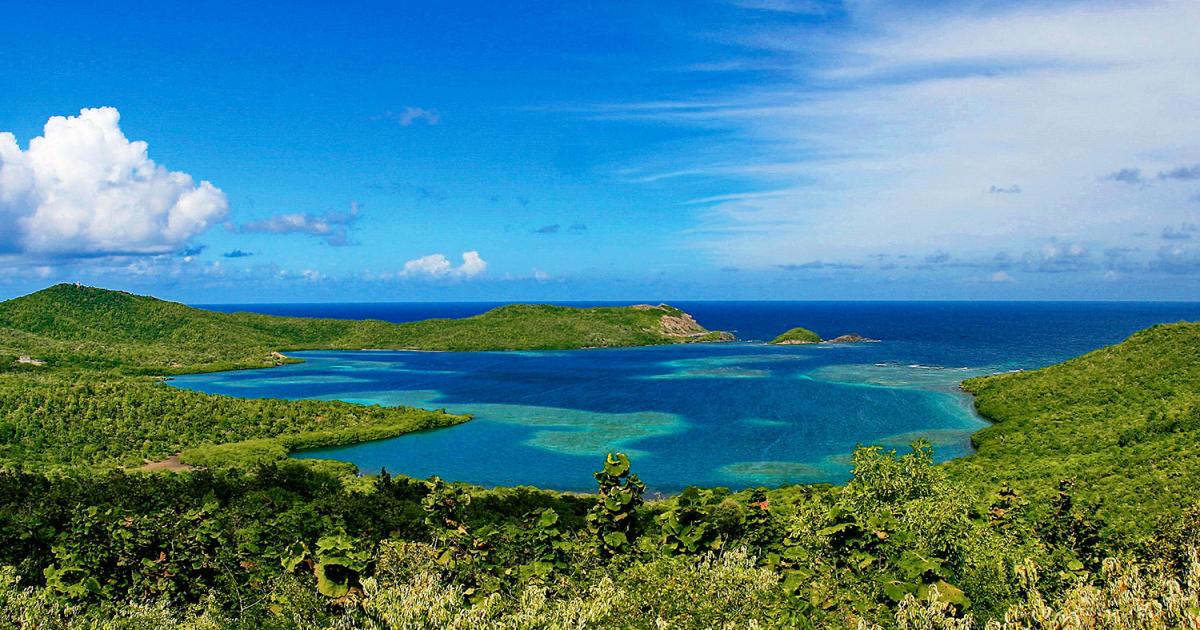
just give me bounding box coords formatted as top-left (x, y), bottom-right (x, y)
top-left (175, 302), bottom-right (1200, 492)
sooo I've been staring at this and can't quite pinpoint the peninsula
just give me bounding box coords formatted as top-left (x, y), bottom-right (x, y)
top-left (0, 284), bottom-right (734, 374)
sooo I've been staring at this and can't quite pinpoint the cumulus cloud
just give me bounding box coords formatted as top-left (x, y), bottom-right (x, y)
top-left (987, 271), bottom-right (1015, 283)
top-left (0, 107), bottom-right (228, 257)
top-left (400, 251), bottom-right (488, 279)
top-left (233, 202), bottom-right (361, 246)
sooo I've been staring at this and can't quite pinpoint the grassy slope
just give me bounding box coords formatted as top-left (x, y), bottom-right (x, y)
top-left (949, 322), bottom-right (1200, 539)
top-left (0, 285), bottom-right (730, 373)
top-left (768, 326), bottom-right (822, 344)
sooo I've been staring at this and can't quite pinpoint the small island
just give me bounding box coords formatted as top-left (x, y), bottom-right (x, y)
top-left (768, 327), bottom-right (880, 345)
top-left (768, 326), bottom-right (823, 344)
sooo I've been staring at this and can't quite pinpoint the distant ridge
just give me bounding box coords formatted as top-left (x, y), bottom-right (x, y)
top-left (0, 284), bottom-right (733, 373)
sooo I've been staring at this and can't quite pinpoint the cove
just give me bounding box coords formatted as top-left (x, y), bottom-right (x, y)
top-left (170, 342), bottom-right (991, 492)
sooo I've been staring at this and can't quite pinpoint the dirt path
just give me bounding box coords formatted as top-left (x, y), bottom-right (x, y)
top-left (136, 454), bottom-right (194, 472)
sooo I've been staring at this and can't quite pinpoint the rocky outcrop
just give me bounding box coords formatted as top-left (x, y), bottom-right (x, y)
top-left (655, 306), bottom-right (735, 342)
top-left (659, 311), bottom-right (705, 337)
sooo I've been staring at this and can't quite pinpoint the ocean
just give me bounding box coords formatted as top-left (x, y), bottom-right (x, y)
top-left (172, 301), bottom-right (1200, 492)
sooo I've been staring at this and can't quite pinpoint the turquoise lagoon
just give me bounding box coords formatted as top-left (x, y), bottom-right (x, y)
top-left (175, 301), bottom-right (1200, 492)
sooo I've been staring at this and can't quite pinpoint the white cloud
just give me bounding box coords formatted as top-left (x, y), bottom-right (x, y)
top-left (988, 271), bottom-right (1014, 283)
top-left (0, 107), bottom-right (227, 257)
top-left (614, 1), bottom-right (1200, 272)
top-left (401, 251), bottom-right (488, 279)
top-left (458, 250), bottom-right (487, 276)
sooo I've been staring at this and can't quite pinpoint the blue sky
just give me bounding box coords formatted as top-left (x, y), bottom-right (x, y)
top-left (1, 0), bottom-right (1198, 302)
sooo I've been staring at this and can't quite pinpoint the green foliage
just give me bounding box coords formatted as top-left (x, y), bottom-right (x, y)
top-left (587, 453), bottom-right (646, 557)
top-left (0, 371), bottom-right (466, 468)
top-left (0, 449), bottom-right (1193, 627)
top-left (656, 486), bottom-right (725, 554)
top-left (514, 507), bottom-right (575, 583)
top-left (421, 476), bottom-right (474, 567)
top-left (280, 532), bottom-right (374, 600)
top-left (768, 326), bottom-right (823, 344)
top-left (954, 322), bottom-right (1200, 540)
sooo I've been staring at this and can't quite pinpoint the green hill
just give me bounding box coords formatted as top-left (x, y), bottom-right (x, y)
top-left (0, 285), bottom-right (733, 373)
top-left (768, 326), bottom-right (822, 344)
top-left (950, 321), bottom-right (1200, 539)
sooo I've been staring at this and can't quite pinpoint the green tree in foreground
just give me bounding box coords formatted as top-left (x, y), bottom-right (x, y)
top-left (587, 453), bottom-right (645, 557)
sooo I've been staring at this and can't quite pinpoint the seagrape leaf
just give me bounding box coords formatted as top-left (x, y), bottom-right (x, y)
top-left (536, 509), bottom-right (559, 528)
top-left (314, 563), bottom-right (350, 598)
top-left (603, 531), bottom-right (628, 548)
top-left (603, 453), bottom-right (630, 476)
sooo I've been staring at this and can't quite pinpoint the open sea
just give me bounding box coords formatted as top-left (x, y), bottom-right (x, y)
top-left (172, 301), bottom-right (1200, 492)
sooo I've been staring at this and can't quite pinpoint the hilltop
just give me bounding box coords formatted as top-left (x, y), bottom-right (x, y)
top-left (0, 284), bottom-right (733, 373)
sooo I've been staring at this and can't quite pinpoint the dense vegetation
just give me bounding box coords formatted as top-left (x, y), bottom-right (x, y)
top-left (769, 326), bottom-right (823, 344)
top-left (0, 285), bottom-right (731, 373)
top-left (953, 322), bottom-right (1200, 540)
top-left (0, 446), bottom-right (1195, 628)
top-left (0, 371), bottom-right (466, 469)
top-left (0, 284), bottom-right (1198, 627)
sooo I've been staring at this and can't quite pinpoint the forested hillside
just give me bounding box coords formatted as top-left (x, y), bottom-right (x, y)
top-left (953, 322), bottom-right (1200, 538)
top-left (0, 285), bottom-right (1197, 628)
